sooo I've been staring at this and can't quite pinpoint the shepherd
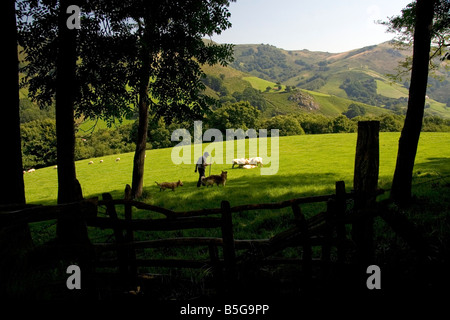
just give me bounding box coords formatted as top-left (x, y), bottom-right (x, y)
top-left (195, 151), bottom-right (211, 187)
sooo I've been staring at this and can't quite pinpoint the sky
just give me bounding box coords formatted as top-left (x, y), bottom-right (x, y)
top-left (211, 0), bottom-right (413, 53)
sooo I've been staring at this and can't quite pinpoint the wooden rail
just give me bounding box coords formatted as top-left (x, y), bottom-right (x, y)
top-left (0, 181), bottom-right (358, 293)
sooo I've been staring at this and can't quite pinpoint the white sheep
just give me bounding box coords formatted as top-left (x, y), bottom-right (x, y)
top-left (116, 157), bottom-right (121, 162)
top-left (99, 160), bottom-right (103, 163)
top-left (232, 158), bottom-right (248, 168)
top-left (27, 168), bottom-right (35, 173)
top-left (88, 161), bottom-right (94, 165)
top-left (248, 157), bottom-right (263, 167)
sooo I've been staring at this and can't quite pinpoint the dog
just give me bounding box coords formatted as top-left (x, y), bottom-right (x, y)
top-left (155, 180), bottom-right (183, 191)
top-left (201, 171), bottom-right (227, 187)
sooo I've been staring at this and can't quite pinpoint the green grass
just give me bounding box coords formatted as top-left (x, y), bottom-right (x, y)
top-left (24, 132), bottom-right (450, 210)
top-left (19, 132), bottom-right (450, 299)
top-left (243, 76), bottom-right (284, 92)
top-left (376, 79), bottom-right (409, 99)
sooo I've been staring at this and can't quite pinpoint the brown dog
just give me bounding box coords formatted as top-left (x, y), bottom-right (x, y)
top-left (201, 171), bottom-right (227, 187)
top-left (155, 180), bottom-right (183, 191)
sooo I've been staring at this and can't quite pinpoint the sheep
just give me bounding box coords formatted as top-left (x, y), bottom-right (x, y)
top-left (99, 160), bottom-right (103, 163)
top-left (232, 158), bottom-right (248, 168)
top-left (116, 157), bottom-right (121, 162)
top-left (27, 168), bottom-right (35, 173)
top-left (248, 157), bottom-right (263, 167)
top-left (232, 157), bottom-right (263, 168)
top-left (54, 165), bottom-right (58, 169)
top-left (88, 161), bottom-right (94, 165)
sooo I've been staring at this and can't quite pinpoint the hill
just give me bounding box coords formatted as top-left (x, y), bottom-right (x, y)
top-left (200, 56), bottom-right (395, 118)
top-left (224, 41), bottom-right (450, 118)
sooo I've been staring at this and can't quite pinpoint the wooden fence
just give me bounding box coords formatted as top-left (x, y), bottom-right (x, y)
top-left (0, 179), bottom-right (369, 294)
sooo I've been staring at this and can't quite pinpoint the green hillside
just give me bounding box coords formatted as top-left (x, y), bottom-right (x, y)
top-left (226, 42), bottom-right (450, 118)
top-left (24, 132), bottom-right (450, 208)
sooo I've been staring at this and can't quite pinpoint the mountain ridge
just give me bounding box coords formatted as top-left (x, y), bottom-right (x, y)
top-left (201, 40), bottom-right (450, 118)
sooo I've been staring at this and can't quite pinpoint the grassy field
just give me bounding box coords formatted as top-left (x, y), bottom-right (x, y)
top-left (243, 76), bottom-right (284, 92)
top-left (24, 132), bottom-right (450, 210)
top-left (16, 131), bottom-right (450, 300)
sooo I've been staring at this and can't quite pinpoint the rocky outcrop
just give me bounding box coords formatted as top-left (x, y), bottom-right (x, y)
top-left (288, 91), bottom-right (320, 111)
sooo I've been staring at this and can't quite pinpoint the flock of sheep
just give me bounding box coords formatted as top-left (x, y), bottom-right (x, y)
top-left (88, 157), bottom-right (121, 164)
top-left (23, 157), bottom-right (121, 174)
top-left (232, 157), bottom-right (263, 169)
top-left (24, 155), bottom-right (263, 174)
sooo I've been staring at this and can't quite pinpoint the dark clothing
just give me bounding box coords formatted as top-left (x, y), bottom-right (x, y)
top-left (195, 155), bottom-right (208, 187)
top-left (197, 167), bottom-right (205, 187)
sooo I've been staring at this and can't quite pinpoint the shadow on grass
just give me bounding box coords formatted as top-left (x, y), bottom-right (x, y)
top-left (136, 171), bottom-right (348, 212)
top-left (414, 157), bottom-right (450, 176)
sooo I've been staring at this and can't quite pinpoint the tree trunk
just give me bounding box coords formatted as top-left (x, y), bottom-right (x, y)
top-left (131, 24), bottom-right (152, 199)
top-left (1, 0), bottom-right (26, 206)
top-left (55, 0), bottom-right (86, 243)
top-left (390, 0), bottom-right (436, 204)
top-left (0, 0), bottom-right (32, 297)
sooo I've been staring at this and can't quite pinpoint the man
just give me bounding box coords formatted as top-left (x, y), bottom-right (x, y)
top-left (195, 151), bottom-right (211, 187)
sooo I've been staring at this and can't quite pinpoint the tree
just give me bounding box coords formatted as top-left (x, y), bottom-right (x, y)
top-left (261, 115), bottom-right (305, 136)
top-left (208, 101), bottom-right (260, 133)
top-left (109, 0), bottom-right (235, 198)
top-left (381, 0), bottom-right (450, 76)
top-left (232, 87), bottom-right (267, 111)
top-left (2, 0), bottom-right (26, 206)
top-left (387, 0), bottom-right (439, 203)
top-left (343, 104), bottom-right (367, 119)
top-left (21, 119), bottom-right (57, 169)
top-left (1, 0), bottom-right (31, 296)
top-left (330, 115), bottom-right (357, 133)
top-left (19, 0), bottom-right (135, 242)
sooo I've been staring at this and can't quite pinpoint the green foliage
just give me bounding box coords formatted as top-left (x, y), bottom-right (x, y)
top-left (260, 115), bottom-right (305, 136)
top-left (19, 99), bottom-right (54, 123)
top-left (75, 123), bottom-right (136, 160)
top-left (201, 74), bottom-right (229, 97)
top-left (380, 0), bottom-right (450, 73)
top-left (379, 114), bottom-right (405, 132)
top-left (147, 117), bottom-right (172, 149)
top-left (207, 101), bottom-right (260, 132)
top-left (295, 114), bottom-right (333, 134)
top-left (340, 77), bottom-right (378, 104)
top-left (343, 104), bottom-right (367, 119)
top-left (231, 44), bottom-right (296, 82)
top-left (232, 87), bottom-right (267, 111)
top-left (422, 116), bottom-right (450, 132)
top-left (17, 0), bottom-right (135, 124)
top-left (21, 119), bottom-right (57, 169)
top-left (329, 115), bottom-right (357, 133)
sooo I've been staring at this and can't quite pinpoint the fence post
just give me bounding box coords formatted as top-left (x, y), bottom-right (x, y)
top-left (352, 121), bottom-right (379, 266)
top-left (221, 200), bottom-right (237, 291)
top-left (335, 181), bottom-right (347, 264)
top-left (124, 184), bottom-right (137, 285)
top-left (322, 200), bottom-right (333, 278)
top-left (102, 193), bottom-right (128, 284)
top-left (292, 204), bottom-right (312, 287)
